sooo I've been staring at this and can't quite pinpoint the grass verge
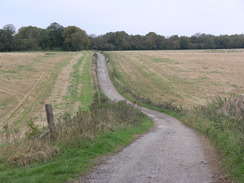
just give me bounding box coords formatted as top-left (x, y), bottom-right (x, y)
top-left (80, 52), bottom-right (93, 111)
top-left (181, 97), bottom-right (244, 183)
top-left (0, 95), bottom-right (151, 183)
top-left (67, 51), bottom-right (93, 113)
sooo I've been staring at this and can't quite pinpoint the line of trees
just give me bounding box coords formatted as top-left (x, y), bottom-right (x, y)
top-left (1, 22), bottom-right (244, 52)
top-left (0, 23), bottom-right (89, 51)
top-left (91, 31), bottom-right (244, 50)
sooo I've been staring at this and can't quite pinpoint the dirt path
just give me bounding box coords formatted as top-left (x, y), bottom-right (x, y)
top-left (77, 53), bottom-right (218, 183)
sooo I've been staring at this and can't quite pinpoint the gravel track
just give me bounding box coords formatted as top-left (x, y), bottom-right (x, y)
top-left (80, 53), bottom-right (214, 183)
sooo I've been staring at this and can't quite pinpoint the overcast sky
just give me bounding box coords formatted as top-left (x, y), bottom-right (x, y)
top-left (0, 0), bottom-right (243, 36)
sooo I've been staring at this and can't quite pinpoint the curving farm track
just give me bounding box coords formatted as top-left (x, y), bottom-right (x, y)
top-left (79, 53), bottom-right (216, 183)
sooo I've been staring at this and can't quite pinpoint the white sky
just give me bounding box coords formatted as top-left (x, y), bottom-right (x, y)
top-left (0, 0), bottom-right (243, 36)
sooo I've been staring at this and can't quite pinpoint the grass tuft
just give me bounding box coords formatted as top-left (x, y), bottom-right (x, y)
top-left (181, 96), bottom-right (244, 182)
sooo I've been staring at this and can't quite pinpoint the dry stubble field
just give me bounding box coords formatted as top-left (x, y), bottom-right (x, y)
top-left (0, 52), bottom-right (85, 131)
top-left (107, 49), bottom-right (244, 107)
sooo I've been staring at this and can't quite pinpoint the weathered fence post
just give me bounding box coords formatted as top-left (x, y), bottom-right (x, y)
top-left (45, 104), bottom-right (56, 139)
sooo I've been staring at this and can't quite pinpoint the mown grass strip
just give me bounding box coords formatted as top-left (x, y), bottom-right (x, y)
top-left (69, 52), bottom-right (87, 104)
top-left (80, 52), bottom-right (93, 111)
top-left (67, 51), bottom-right (93, 112)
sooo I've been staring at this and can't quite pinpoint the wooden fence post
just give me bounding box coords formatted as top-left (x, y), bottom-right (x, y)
top-left (45, 104), bottom-right (56, 139)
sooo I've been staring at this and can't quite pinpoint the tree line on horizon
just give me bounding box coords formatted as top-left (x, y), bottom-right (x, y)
top-left (1, 22), bottom-right (244, 52)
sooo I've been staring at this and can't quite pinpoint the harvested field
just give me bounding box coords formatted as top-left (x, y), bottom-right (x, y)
top-left (0, 52), bottom-right (86, 129)
top-left (107, 49), bottom-right (244, 107)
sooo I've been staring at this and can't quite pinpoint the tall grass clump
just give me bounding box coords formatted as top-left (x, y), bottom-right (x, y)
top-left (0, 94), bottom-right (145, 165)
top-left (55, 94), bottom-right (146, 147)
top-left (181, 96), bottom-right (244, 182)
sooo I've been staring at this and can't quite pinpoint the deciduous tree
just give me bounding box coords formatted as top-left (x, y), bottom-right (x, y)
top-left (15, 26), bottom-right (42, 50)
top-left (46, 22), bottom-right (64, 50)
top-left (0, 24), bottom-right (16, 51)
top-left (63, 26), bottom-right (90, 51)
